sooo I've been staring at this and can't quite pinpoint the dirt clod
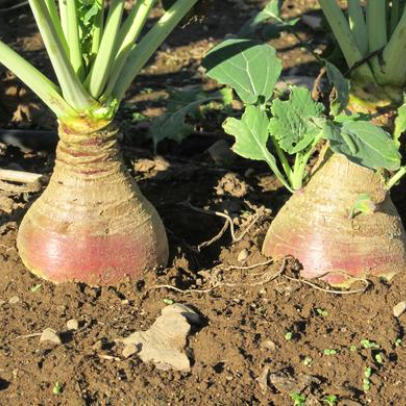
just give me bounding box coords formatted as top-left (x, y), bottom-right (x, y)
top-left (120, 304), bottom-right (200, 372)
top-left (66, 319), bottom-right (79, 330)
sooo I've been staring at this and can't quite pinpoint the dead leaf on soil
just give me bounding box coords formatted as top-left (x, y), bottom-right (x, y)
top-left (120, 303), bottom-right (200, 372)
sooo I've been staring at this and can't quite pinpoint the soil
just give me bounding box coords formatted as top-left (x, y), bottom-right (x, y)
top-left (1, 1), bottom-right (406, 405)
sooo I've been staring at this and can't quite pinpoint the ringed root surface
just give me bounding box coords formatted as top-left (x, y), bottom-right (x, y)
top-left (263, 153), bottom-right (406, 286)
top-left (17, 122), bottom-right (168, 285)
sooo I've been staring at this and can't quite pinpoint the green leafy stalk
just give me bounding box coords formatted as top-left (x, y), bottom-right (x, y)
top-left (0, 40), bottom-right (76, 118)
top-left (379, 8), bottom-right (406, 86)
top-left (348, 0), bottom-right (368, 55)
top-left (390, 0), bottom-right (402, 34)
top-left (58, 0), bottom-right (69, 41)
top-left (67, 0), bottom-right (85, 79)
top-left (86, 0), bottom-right (125, 99)
top-left (112, 0), bottom-right (199, 103)
top-left (28, 0), bottom-right (94, 110)
top-left (90, 0), bottom-right (104, 59)
top-left (103, 0), bottom-right (156, 97)
top-left (44, 0), bottom-right (69, 57)
top-left (318, 0), bottom-right (374, 80)
top-left (366, 0), bottom-right (387, 53)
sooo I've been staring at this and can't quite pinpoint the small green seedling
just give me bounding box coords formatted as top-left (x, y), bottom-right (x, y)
top-left (52, 381), bottom-right (62, 395)
top-left (162, 298), bottom-right (175, 305)
top-left (350, 345), bottom-right (358, 352)
top-left (303, 356), bottom-right (313, 366)
top-left (30, 283), bottom-right (42, 293)
top-left (363, 366), bottom-right (372, 392)
top-left (290, 392), bottom-right (306, 406)
top-left (348, 193), bottom-right (376, 219)
top-left (361, 339), bottom-right (380, 350)
top-left (395, 338), bottom-right (402, 347)
top-left (316, 308), bottom-right (329, 317)
top-left (323, 349), bottom-right (338, 356)
top-left (285, 331), bottom-right (293, 340)
top-left (375, 353), bottom-right (383, 364)
top-left (323, 395), bottom-right (338, 406)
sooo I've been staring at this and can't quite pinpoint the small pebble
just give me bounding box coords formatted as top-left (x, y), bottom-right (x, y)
top-left (238, 249), bottom-right (249, 262)
top-left (9, 296), bottom-right (20, 304)
top-left (40, 328), bottom-right (62, 345)
top-left (66, 319), bottom-right (79, 330)
top-left (393, 301), bottom-right (406, 318)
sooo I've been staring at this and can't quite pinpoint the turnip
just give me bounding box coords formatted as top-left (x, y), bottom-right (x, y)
top-left (204, 0), bottom-right (406, 286)
top-left (0, 0), bottom-right (198, 284)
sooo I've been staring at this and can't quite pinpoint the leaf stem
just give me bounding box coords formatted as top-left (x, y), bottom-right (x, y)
top-left (386, 166), bottom-right (406, 189)
top-left (112, 0), bottom-right (198, 103)
top-left (67, 0), bottom-right (85, 79)
top-left (103, 0), bottom-right (156, 98)
top-left (317, 0), bottom-right (374, 81)
top-left (0, 39), bottom-right (76, 119)
top-left (86, 0), bottom-right (125, 99)
top-left (28, 0), bottom-right (94, 110)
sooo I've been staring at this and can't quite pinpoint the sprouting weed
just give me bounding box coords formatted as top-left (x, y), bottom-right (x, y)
top-left (375, 353), bottom-right (383, 364)
top-left (163, 298), bottom-right (175, 305)
top-left (350, 345), bottom-right (358, 352)
top-left (323, 395), bottom-right (338, 405)
top-left (30, 284), bottom-right (42, 293)
top-left (395, 338), bottom-right (402, 347)
top-left (316, 308), bottom-right (328, 317)
top-left (52, 382), bottom-right (62, 395)
top-left (290, 392), bottom-right (306, 406)
top-left (361, 339), bottom-right (380, 349)
top-left (285, 331), bottom-right (293, 341)
top-left (323, 349), bottom-right (338, 356)
top-left (363, 367), bottom-right (372, 392)
top-left (303, 356), bottom-right (313, 366)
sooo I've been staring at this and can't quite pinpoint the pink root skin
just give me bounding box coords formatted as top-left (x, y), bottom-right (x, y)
top-left (18, 229), bottom-right (152, 285)
top-left (266, 234), bottom-right (399, 285)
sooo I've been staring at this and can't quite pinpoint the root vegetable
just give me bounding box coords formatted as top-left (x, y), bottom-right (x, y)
top-left (262, 153), bottom-right (406, 285)
top-left (17, 123), bottom-right (168, 284)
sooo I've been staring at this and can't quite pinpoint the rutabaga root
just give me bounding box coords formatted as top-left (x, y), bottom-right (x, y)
top-left (17, 121), bottom-right (168, 285)
top-left (262, 153), bottom-right (406, 286)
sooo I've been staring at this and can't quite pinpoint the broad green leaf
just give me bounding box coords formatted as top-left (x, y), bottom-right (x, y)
top-left (324, 61), bottom-right (349, 115)
top-left (223, 106), bottom-right (272, 160)
top-left (222, 105), bottom-right (292, 191)
top-left (394, 101), bottom-right (406, 145)
top-left (325, 121), bottom-right (401, 171)
top-left (269, 87), bottom-right (324, 154)
top-left (203, 39), bottom-right (282, 105)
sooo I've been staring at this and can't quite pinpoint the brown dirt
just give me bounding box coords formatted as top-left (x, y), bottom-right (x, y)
top-left (1, 1), bottom-right (406, 405)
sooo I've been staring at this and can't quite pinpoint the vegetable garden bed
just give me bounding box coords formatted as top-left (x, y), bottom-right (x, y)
top-left (1, 0), bottom-right (406, 405)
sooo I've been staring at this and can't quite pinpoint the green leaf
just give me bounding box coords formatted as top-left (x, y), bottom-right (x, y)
top-left (239, 0), bottom-right (284, 36)
top-left (325, 121), bottom-right (401, 171)
top-left (223, 106), bottom-right (272, 160)
top-left (325, 61), bottom-right (350, 115)
top-left (149, 87), bottom-right (224, 149)
top-left (149, 99), bottom-right (205, 150)
top-left (203, 39), bottom-right (282, 105)
top-left (394, 101), bottom-right (406, 145)
top-left (269, 87), bottom-right (324, 154)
